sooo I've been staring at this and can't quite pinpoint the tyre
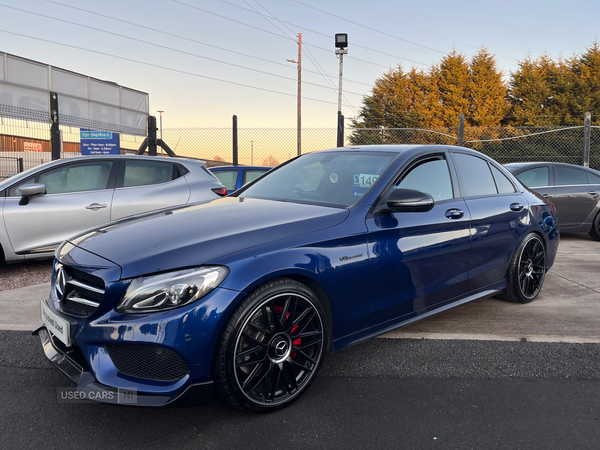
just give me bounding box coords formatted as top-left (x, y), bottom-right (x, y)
top-left (212, 278), bottom-right (327, 412)
top-left (499, 233), bottom-right (546, 304)
top-left (589, 211), bottom-right (600, 241)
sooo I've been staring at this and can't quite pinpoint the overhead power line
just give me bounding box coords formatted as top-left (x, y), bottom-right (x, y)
top-left (0, 4), bottom-right (365, 96)
top-left (42, 0), bottom-right (373, 87)
top-left (341, 0), bottom-right (519, 62)
top-left (290, 0), bottom-right (447, 55)
top-left (0, 29), bottom-right (361, 108)
top-left (218, 0), bottom-right (429, 67)
top-left (245, 0), bottom-right (359, 115)
top-left (172, 0), bottom-right (395, 70)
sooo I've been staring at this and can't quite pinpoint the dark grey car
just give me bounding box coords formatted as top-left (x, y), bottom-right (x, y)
top-left (505, 162), bottom-right (600, 240)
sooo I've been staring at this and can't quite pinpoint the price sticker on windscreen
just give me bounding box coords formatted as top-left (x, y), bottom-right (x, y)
top-left (352, 173), bottom-right (380, 198)
top-left (354, 174), bottom-right (379, 188)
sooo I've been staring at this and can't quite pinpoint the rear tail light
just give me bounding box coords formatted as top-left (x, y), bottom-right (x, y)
top-left (212, 187), bottom-right (228, 197)
top-left (548, 200), bottom-right (556, 214)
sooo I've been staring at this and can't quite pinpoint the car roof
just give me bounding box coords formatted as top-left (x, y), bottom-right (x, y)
top-left (0, 155), bottom-right (206, 190)
top-left (209, 165), bottom-right (271, 170)
top-left (504, 161), bottom-right (600, 176)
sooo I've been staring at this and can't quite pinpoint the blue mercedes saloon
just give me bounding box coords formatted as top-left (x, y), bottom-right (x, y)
top-left (35, 145), bottom-right (559, 412)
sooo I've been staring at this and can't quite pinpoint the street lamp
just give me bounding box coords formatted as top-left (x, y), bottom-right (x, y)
top-left (335, 33), bottom-right (348, 147)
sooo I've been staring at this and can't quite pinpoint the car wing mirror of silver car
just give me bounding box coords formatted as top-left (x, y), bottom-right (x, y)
top-left (18, 183), bottom-right (47, 206)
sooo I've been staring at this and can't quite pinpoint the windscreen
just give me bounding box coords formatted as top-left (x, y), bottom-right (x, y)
top-left (238, 151), bottom-right (395, 208)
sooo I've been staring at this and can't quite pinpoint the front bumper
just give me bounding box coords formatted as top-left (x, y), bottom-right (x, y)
top-left (34, 326), bottom-right (213, 407)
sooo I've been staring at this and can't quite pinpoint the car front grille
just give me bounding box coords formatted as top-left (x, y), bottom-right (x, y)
top-left (55, 264), bottom-right (105, 318)
top-left (105, 343), bottom-right (190, 382)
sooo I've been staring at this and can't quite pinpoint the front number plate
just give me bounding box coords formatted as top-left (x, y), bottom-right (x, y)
top-left (41, 300), bottom-right (71, 347)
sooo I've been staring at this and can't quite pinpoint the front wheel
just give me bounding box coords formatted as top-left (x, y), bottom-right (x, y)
top-left (212, 278), bottom-right (327, 412)
top-left (499, 233), bottom-right (547, 304)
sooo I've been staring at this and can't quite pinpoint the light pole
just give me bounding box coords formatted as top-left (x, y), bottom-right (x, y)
top-left (287, 33), bottom-right (302, 156)
top-left (335, 33), bottom-right (348, 148)
top-left (157, 110), bottom-right (164, 156)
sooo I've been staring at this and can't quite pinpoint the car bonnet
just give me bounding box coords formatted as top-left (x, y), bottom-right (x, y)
top-left (68, 197), bottom-right (349, 279)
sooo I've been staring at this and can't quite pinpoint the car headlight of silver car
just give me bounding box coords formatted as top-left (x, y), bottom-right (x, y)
top-left (116, 266), bottom-right (229, 314)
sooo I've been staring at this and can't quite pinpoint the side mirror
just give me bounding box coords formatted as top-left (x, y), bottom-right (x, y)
top-left (386, 188), bottom-right (434, 213)
top-left (18, 183), bottom-right (47, 206)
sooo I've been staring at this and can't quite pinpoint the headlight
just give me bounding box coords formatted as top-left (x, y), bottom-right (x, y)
top-left (116, 266), bottom-right (229, 314)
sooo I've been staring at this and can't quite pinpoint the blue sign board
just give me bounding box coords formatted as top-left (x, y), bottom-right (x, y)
top-left (80, 129), bottom-right (120, 155)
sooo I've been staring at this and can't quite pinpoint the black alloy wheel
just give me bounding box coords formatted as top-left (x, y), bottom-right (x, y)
top-left (213, 278), bottom-right (327, 412)
top-left (499, 233), bottom-right (546, 304)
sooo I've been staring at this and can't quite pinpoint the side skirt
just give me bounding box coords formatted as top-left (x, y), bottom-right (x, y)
top-left (332, 285), bottom-right (503, 351)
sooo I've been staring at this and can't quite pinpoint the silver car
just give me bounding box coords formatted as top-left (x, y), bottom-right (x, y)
top-left (0, 155), bottom-right (226, 263)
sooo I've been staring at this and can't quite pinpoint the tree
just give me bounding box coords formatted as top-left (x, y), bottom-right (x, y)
top-left (437, 50), bottom-right (470, 127)
top-left (262, 155), bottom-right (279, 166)
top-left (569, 41), bottom-right (600, 124)
top-left (213, 155), bottom-right (225, 162)
top-left (507, 55), bottom-right (553, 125)
top-left (468, 47), bottom-right (508, 126)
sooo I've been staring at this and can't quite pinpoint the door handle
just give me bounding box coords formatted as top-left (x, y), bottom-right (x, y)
top-left (85, 203), bottom-right (107, 211)
top-left (589, 191), bottom-right (598, 195)
top-left (445, 208), bottom-right (464, 219)
top-left (510, 203), bottom-right (524, 212)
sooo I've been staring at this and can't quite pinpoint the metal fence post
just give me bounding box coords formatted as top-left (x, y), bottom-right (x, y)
top-left (457, 114), bottom-right (464, 147)
top-left (147, 115), bottom-right (158, 156)
top-left (18, 157), bottom-right (24, 173)
top-left (50, 92), bottom-right (60, 160)
top-left (583, 111), bottom-right (591, 168)
top-left (232, 115), bottom-right (238, 166)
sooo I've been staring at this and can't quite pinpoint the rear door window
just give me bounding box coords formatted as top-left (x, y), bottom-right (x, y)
top-left (242, 169), bottom-right (268, 186)
top-left (515, 167), bottom-right (549, 188)
top-left (452, 153), bottom-right (497, 197)
top-left (212, 169), bottom-right (239, 191)
top-left (123, 160), bottom-right (176, 188)
top-left (491, 165), bottom-right (516, 194)
top-left (589, 172), bottom-right (600, 184)
top-left (555, 166), bottom-right (589, 186)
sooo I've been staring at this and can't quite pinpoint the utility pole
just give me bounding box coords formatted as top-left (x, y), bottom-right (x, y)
top-left (335, 34), bottom-right (348, 148)
top-left (287, 33), bottom-right (302, 156)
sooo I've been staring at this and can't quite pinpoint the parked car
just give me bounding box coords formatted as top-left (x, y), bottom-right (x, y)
top-left (0, 155), bottom-right (227, 263)
top-left (36, 145), bottom-right (558, 412)
top-left (505, 162), bottom-right (600, 240)
top-left (209, 165), bottom-right (271, 192)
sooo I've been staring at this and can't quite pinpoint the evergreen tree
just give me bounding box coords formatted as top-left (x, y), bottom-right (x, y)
top-left (570, 41), bottom-right (600, 124)
top-left (437, 50), bottom-right (470, 128)
top-left (468, 47), bottom-right (508, 126)
top-left (508, 56), bottom-right (553, 125)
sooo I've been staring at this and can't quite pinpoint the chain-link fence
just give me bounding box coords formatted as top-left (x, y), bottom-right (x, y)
top-left (161, 127), bottom-right (339, 167)
top-left (0, 106), bottom-right (146, 180)
top-left (349, 125), bottom-right (599, 170)
top-left (159, 123), bottom-right (599, 171)
top-left (2, 112), bottom-right (599, 176)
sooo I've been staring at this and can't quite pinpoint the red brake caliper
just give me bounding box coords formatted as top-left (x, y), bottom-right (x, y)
top-left (274, 305), bottom-right (300, 358)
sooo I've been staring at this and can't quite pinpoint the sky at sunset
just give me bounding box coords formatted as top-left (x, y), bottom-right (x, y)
top-left (1, 0), bottom-right (599, 132)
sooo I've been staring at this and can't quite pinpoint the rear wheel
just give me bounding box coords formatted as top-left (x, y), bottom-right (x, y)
top-left (589, 211), bottom-right (600, 241)
top-left (213, 278), bottom-right (326, 412)
top-left (499, 233), bottom-right (546, 304)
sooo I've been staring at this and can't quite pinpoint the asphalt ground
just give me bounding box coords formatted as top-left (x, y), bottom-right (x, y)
top-left (0, 233), bottom-right (599, 449)
top-left (1, 330), bottom-right (599, 450)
